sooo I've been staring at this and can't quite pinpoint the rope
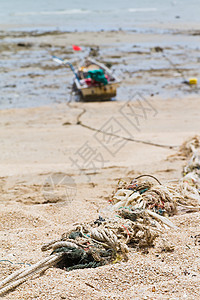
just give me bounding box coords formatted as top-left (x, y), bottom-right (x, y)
top-left (0, 254), bottom-right (63, 296)
top-left (91, 228), bottom-right (118, 250)
top-left (112, 143), bottom-right (200, 218)
top-left (134, 174), bottom-right (162, 185)
top-left (0, 260), bottom-right (31, 266)
top-left (1, 135), bottom-right (199, 296)
top-left (79, 121), bottom-right (176, 149)
top-left (42, 241), bottom-right (78, 251)
top-left (66, 102), bottom-right (177, 149)
top-left (0, 264), bottom-right (51, 296)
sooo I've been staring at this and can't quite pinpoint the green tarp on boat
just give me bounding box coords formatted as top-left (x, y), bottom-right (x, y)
top-left (87, 69), bottom-right (108, 85)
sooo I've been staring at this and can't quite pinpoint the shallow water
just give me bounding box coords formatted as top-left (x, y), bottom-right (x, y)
top-left (1, 0), bottom-right (200, 32)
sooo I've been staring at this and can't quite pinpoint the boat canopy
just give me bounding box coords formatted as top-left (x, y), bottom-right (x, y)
top-left (87, 69), bottom-right (108, 85)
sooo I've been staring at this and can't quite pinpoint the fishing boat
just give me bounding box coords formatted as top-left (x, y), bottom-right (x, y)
top-left (72, 58), bottom-right (120, 101)
top-left (52, 55), bottom-right (120, 101)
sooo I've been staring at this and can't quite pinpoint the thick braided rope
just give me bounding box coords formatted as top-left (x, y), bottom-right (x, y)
top-left (0, 254), bottom-right (63, 296)
top-left (0, 264), bottom-right (52, 296)
top-left (42, 241), bottom-right (78, 251)
top-left (91, 228), bottom-right (119, 250)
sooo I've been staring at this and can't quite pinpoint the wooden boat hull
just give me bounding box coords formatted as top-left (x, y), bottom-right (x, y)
top-left (73, 58), bottom-right (120, 101)
top-left (74, 79), bottom-right (119, 101)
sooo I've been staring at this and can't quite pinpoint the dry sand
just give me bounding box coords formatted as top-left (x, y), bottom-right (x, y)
top-left (0, 95), bottom-right (200, 299)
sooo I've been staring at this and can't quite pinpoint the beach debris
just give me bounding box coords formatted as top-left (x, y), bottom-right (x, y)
top-left (17, 42), bottom-right (33, 48)
top-left (43, 210), bottom-right (160, 267)
top-left (89, 46), bottom-right (100, 57)
top-left (112, 136), bottom-right (200, 218)
top-left (151, 46), bottom-right (163, 53)
top-left (111, 176), bottom-right (200, 218)
top-left (72, 45), bottom-right (82, 51)
top-left (178, 135), bottom-right (200, 158)
top-left (183, 78), bottom-right (198, 85)
top-left (0, 211), bottom-right (158, 296)
top-left (1, 136), bottom-right (200, 296)
top-left (0, 254), bottom-right (63, 296)
top-left (181, 136), bottom-right (200, 193)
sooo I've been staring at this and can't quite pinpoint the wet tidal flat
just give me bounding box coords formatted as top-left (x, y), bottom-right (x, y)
top-left (0, 29), bottom-right (200, 109)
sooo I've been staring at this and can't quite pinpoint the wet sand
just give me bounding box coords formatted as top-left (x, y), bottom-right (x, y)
top-left (0, 29), bottom-right (200, 109)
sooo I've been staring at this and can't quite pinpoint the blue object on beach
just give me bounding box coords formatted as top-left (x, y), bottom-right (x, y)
top-left (52, 55), bottom-right (80, 83)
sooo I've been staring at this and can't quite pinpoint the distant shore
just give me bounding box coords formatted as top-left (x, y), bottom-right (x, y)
top-left (1, 21), bottom-right (200, 33)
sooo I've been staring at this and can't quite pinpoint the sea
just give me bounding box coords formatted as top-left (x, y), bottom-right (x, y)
top-left (1, 0), bottom-right (199, 109)
top-left (1, 0), bottom-right (200, 32)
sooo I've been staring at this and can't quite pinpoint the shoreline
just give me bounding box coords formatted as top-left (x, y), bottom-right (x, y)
top-left (1, 22), bottom-right (200, 34)
top-left (1, 28), bottom-right (199, 109)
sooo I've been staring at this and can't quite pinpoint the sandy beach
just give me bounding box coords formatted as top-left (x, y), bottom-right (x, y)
top-left (0, 25), bottom-right (200, 299)
top-left (1, 93), bottom-right (200, 299)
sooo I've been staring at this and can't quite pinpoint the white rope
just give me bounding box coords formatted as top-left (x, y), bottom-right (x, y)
top-left (146, 210), bottom-right (177, 229)
top-left (0, 264), bottom-right (52, 296)
top-left (91, 228), bottom-right (118, 250)
top-left (0, 255), bottom-right (54, 289)
top-left (0, 254), bottom-right (63, 296)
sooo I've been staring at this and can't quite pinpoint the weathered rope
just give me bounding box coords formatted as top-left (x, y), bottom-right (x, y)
top-left (134, 174), bottom-right (162, 185)
top-left (0, 254), bottom-right (63, 296)
top-left (42, 241), bottom-right (78, 252)
top-left (1, 136), bottom-right (200, 296)
top-left (112, 136), bottom-right (200, 225)
top-left (91, 228), bottom-right (119, 250)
